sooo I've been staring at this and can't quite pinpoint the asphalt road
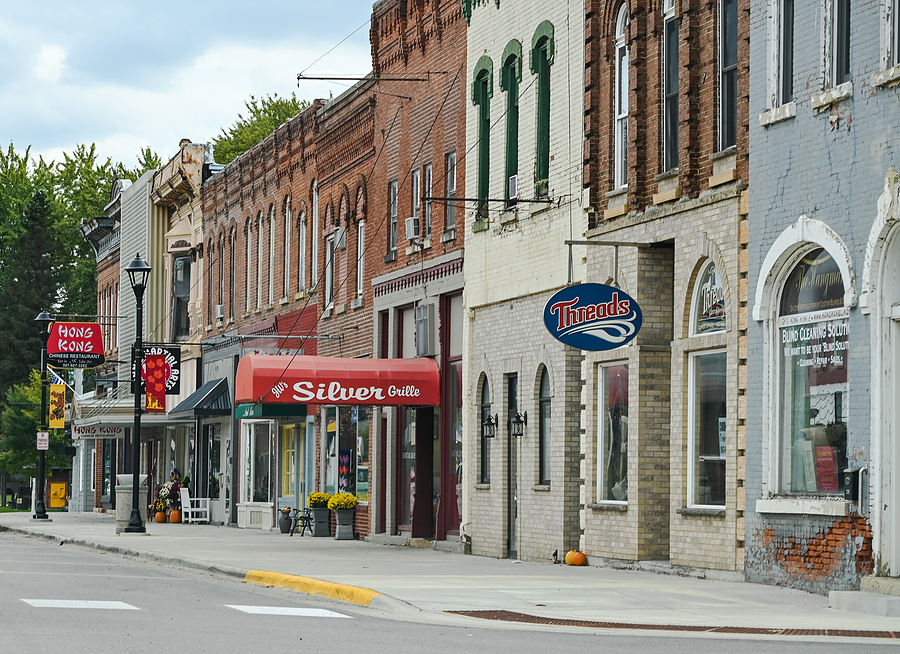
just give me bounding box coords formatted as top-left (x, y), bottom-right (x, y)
top-left (3, 533), bottom-right (899, 653)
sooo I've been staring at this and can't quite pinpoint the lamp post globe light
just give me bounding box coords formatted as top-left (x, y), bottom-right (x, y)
top-left (125, 253), bottom-right (151, 533)
top-left (34, 310), bottom-right (54, 520)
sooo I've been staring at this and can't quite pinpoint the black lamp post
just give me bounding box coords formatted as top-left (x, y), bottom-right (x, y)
top-left (34, 310), bottom-right (53, 520)
top-left (124, 253), bottom-right (151, 533)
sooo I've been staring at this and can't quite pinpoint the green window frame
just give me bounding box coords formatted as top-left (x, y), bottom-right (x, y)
top-left (472, 56), bottom-right (493, 220)
top-left (530, 22), bottom-right (554, 198)
top-left (501, 41), bottom-right (521, 208)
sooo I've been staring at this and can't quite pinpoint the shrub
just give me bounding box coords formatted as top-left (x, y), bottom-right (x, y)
top-left (307, 492), bottom-right (332, 508)
top-left (327, 492), bottom-right (358, 511)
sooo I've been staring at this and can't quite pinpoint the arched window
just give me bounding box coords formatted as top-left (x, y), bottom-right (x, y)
top-left (472, 55), bottom-right (493, 219)
top-left (207, 239), bottom-right (215, 325)
top-left (298, 211), bottom-right (307, 293)
top-left (480, 375), bottom-right (492, 484)
top-left (229, 228), bottom-right (236, 319)
top-left (218, 233), bottom-right (225, 311)
top-left (538, 368), bottom-right (551, 485)
top-left (256, 211), bottom-right (264, 309)
top-left (268, 204), bottom-right (275, 305)
top-left (501, 41), bottom-right (521, 208)
top-left (356, 188), bottom-right (365, 298)
top-left (688, 259), bottom-right (727, 507)
top-left (531, 21), bottom-right (554, 197)
top-left (614, 5), bottom-right (630, 189)
top-left (245, 221), bottom-right (253, 313)
top-left (311, 181), bottom-right (319, 287)
top-left (777, 248), bottom-right (847, 495)
top-left (283, 198), bottom-right (291, 299)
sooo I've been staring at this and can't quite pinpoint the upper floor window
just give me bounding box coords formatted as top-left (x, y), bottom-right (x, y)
top-left (445, 151), bottom-right (457, 231)
top-left (614, 6), bottom-right (630, 189)
top-left (720, 0), bottom-right (738, 150)
top-left (229, 229), bottom-right (235, 318)
top-left (268, 205), bottom-right (275, 306)
top-left (411, 168), bottom-right (421, 239)
top-left (778, 0), bottom-right (794, 105)
top-left (389, 179), bottom-right (398, 251)
top-left (311, 181), bottom-right (319, 286)
top-left (827, 0), bottom-right (851, 87)
top-left (207, 241), bottom-right (214, 324)
top-left (245, 221), bottom-right (253, 313)
top-left (325, 232), bottom-right (335, 310)
top-left (283, 198), bottom-right (291, 299)
top-left (663, 6), bottom-right (680, 172)
top-left (472, 56), bottom-right (493, 219)
top-left (501, 41), bottom-right (521, 206)
top-left (356, 220), bottom-right (365, 298)
top-left (423, 163), bottom-right (433, 236)
top-left (298, 211), bottom-right (307, 292)
top-left (256, 211), bottom-right (264, 309)
top-left (892, 0), bottom-right (900, 68)
top-left (171, 254), bottom-right (191, 340)
top-left (531, 22), bottom-right (554, 198)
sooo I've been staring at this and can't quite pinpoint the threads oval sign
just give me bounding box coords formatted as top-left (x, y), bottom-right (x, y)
top-left (544, 284), bottom-right (643, 351)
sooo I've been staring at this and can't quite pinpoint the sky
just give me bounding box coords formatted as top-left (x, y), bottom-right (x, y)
top-left (0, 1), bottom-right (373, 168)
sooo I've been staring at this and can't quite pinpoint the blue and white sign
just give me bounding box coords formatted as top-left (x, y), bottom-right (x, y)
top-left (543, 283), bottom-right (643, 351)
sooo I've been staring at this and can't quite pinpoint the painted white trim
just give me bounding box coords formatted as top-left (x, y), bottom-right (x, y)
top-left (756, 498), bottom-right (850, 516)
top-left (753, 215), bottom-right (857, 322)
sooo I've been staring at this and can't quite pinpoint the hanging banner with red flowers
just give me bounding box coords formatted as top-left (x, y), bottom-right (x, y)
top-left (144, 353), bottom-right (168, 413)
top-left (49, 384), bottom-right (66, 428)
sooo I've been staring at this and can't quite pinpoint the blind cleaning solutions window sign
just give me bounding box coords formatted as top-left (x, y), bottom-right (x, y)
top-left (543, 284), bottom-right (643, 351)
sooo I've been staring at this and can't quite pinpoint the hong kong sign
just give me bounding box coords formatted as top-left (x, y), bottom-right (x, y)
top-left (544, 284), bottom-right (643, 351)
top-left (47, 322), bottom-right (105, 368)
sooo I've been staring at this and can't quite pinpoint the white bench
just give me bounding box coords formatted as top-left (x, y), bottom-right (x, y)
top-left (179, 487), bottom-right (210, 524)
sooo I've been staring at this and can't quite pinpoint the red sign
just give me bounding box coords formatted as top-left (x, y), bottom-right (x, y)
top-left (144, 354), bottom-right (168, 413)
top-left (235, 355), bottom-right (441, 407)
top-left (47, 322), bottom-right (105, 368)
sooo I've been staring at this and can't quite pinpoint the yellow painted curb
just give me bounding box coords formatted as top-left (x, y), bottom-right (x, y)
top-left (244, 570), bottom-right (383, 606)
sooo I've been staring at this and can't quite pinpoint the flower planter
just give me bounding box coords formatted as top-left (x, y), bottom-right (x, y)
top-left (334, 509), bottom-right (355, 540)
top-left (278, 511), bottom-right (292, 534)
top-left (311, 507), bottom-right (331, 537)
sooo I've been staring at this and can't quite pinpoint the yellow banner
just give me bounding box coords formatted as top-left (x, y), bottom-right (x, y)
top-left (50, 384), bottom-right (65, 428)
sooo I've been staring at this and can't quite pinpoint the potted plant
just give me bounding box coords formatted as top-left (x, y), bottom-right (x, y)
top-left (327, 492), bottom-right (358, 540)
top-left (307, 492), bottom-right (332, 537)
top-left (153, 498), bottom-right (167, 523)
top-left (278, 507), bottom-right (293, 534)
top-left (157, 477), bottom-right (182, 523)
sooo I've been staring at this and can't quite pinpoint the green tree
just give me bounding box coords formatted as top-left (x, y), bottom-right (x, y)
top-left (0, 191), bottom-right (61, 403)
top-left (213, 93), bottom-right (310, 165)
top-left (0, 372), bottom-right (68, 478)
top-left (117, 146), bottom-right (162, 182)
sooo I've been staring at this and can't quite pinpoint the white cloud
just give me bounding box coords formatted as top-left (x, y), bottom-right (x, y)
top-left (34, 45), bottom-right (67, 82)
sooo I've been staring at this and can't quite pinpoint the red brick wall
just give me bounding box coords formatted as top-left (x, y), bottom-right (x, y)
top-left (584, 0), bottom-right (750, 225)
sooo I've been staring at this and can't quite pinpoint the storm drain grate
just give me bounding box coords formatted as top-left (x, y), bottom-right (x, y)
top-left (446, 610), bottom-right (900, 639)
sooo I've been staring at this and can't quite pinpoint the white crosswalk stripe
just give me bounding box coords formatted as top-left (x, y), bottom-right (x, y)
top-left (226, 605), bottom-right (351, 618)
top-left (22, 600), bottom-right (138, 610)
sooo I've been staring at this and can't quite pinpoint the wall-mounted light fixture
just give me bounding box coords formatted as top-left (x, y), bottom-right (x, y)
top-left (482, 414), bottom-right (498, 438)
top-left (511, 411), bottom-right (527, 437)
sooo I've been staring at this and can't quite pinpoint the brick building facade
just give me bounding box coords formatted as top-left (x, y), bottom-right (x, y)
top-left (579, 0), bottom-right (749, 573)
top-left (746, 0), bottom-right (900, 593)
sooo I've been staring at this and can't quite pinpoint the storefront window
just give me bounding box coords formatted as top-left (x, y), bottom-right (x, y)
top-left (479, 377), bottom-right (491, 484)
top-left (689, 351), bottom-right (726, 506)
top-left (356, 408), bottom-right (370, 502)
top-left (778, 248), bottom-right (848, 494)
top-left (399, 407), bottom-right (416, 528)
top-left (244, 421), bottom-right (272, 503)
top-left (281, 425), bottom-right (295, 498)
top-left (598, 363), bottom-right (628, 502)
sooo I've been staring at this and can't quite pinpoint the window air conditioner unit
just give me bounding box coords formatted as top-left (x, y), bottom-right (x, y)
top-left (508, 175), bottom-right (518, 200)
top-left (215, 304), bottom-right (224, 320)
top-left (415, 303), bottom-right (435, 357)
top-left (405, 216), bottom-right (420, 243)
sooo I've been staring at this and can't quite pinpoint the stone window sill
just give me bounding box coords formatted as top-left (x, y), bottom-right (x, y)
top-left (531, 484), bottom-right (551, 492)
top-left (755, 497), bottom-right (849, 516)
top-left (873, 65), bottom-right (900, 89)
top-left (475, 483), bottom-right (491, 491)
top-left (811, 81), bottom-right (853, 112)
top-left (588, 502), bottom-right (628, 512)
top-left (759, 102), bottom-right (797, 127)
top-left (677, 506), bottom-right (726, 517)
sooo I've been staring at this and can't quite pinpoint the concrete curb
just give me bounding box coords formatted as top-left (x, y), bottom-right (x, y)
top-left (244, 570), bottom-right (384, 606)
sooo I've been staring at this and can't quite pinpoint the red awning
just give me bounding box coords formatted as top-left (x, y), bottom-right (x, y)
top-left (235, 355), bottom-right (440, 407)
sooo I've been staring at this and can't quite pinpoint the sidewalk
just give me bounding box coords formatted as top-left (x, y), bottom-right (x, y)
top-left (2, 511), bottom-right (899, 638)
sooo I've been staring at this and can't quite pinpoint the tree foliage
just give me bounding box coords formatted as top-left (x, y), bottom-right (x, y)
top-left (213, 93), bottom-right (310, 165)
top-left (0, 372), bottom-right (69, 477)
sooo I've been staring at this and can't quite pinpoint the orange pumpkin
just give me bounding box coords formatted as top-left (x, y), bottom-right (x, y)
top-left (572, 551), bottom-right (587, 566)
top-left (155, 511), bottom-right (167, 523)
top-left (565, 550), bottom-right (577, 565)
